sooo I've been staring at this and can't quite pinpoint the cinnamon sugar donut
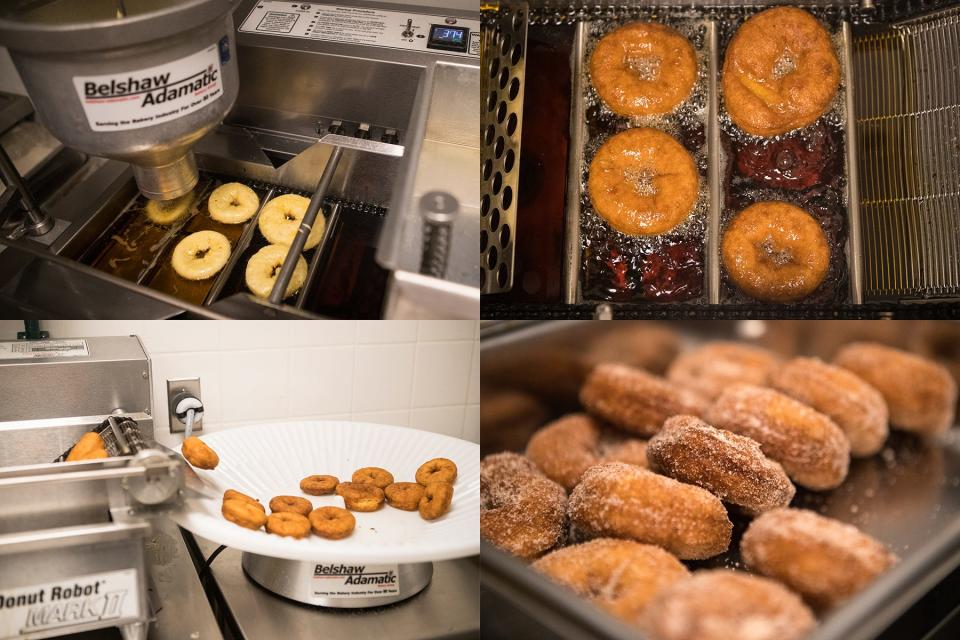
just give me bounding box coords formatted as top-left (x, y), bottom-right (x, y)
top-left (742, 508), bottom-right (899, 609)
top-left (772, 357), bottom-right (889, 456)
top-left (597, 434), bottom-right (649, 469)
top-left (706, 384), bottom-right (850, 490)
top-left (590, 22), bottom-right (697, 117)
top-left (666, 341), bottom-right (780, 401)
top-left (722, 201), bottom-right (830, 302)
top-left (588, 128), bottom-right (699, 237)
top-left (647, 415), bottom-right (795, 516)
top-left (569, 462), bottom-right (732, 560)
top-left (723, 7), bottom-right (840, 137)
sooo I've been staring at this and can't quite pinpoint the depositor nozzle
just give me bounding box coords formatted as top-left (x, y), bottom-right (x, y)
top-left (133, 152), bottom-right (199, 201)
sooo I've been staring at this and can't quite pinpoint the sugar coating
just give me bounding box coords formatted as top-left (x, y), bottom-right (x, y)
top-left (598, 435), bottom-right (649, 469)
top-left (667, 341), bottom-right (781, 401)
top-left (526, 414), bottom-right (603, 490)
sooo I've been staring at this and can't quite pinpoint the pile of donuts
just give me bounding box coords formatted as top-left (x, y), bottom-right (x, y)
top-left (481, 340), bottom-right (957, 640)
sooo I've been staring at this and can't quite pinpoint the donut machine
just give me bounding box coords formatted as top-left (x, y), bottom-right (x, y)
top-left (481, 0), bottom-right (960, 319)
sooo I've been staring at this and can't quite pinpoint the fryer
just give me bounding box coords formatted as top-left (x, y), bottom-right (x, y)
top-left (480, 1), bottom-right (960, 319)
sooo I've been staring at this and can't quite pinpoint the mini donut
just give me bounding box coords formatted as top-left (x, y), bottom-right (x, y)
top-left (582, 323), bottom-right (681, 375)
top-left (742, 508), bottom-right (899, 610)
top-left (66, 432), bottom-right (108, 462)
top-left (569, 462), bottom-right (732, 560)
top-left (533, 539), bottom-right (690, 625)
top-left (300, 474), bottom-right (339, 496)
top-left (526, 414), bottom-right (603, 490)
top-left (385, 482), bottom-right (425, 511)
top-left (481, 452), bottom-right (567, 560)
top-left (723, 7), bottom-right (840, 137)
top-left (722, 201), bottom-right (830, 302)
top-left (171, 230), bottom-right (231, 281)
top-left (223, 489), bottom-right (264, 511)
top-left (269, 495), bottom-right (313, 517)
top-left (588, 128), bottom-right (699, 236)
top-left (647, 415), bottom-right (795, 516)
top-left (258, 193), bottom-right (325, 249)
top-left (590, 22), bottom-right (697, 117)
top-left (706, 384), bottom-right (850, 490)
top-left (771, 356), bottom-right (889, 456)
top-left (419, 482), bottom-right (454, 520)
top-left (336, 482), bottom-right (385, 512)
top-left (244, 243), bottom-right (308, 299)
top-left (145, 191), bottom-right (195, 225)
top-left (266, 511), bottom-right (311, 539)
top-left (597, 436), bottom-right (649, 469)
top-left (352, 467), bottom-right (394, 489)
top-left (222, 498), bottom-right (268, 530)
top-left (579, 362), bottom-right (707, 437)
top-left (834, 342), bottom-right (957, 436)
top-left (666, 341), bottom-right (780, 401)
top-left (309, 506), bottom-right (356, 540)
top-left (181, 436), bottom-right (219, 470)
top-left (641, 569), bottom-right (816, 640)
top-left (208, 182), bottom-right (260, 224)
top-left (416, 458), bottom-right (458, 485)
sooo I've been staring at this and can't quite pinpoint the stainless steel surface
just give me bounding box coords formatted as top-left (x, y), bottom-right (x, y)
top-left (0, 141), bottom-right (53, 236)
top-left (166, 377), bottom-right (203, 434)
top-left (296, 202), bottom-right (342, 308)
top-left (842, 21), bottom-right (864, 304)
top-left (562, 21), bottom-right (586, 305)
top-left (706, 21), bottom-right (721, 305)
top-left (384, 269), bottom-right (479, 319)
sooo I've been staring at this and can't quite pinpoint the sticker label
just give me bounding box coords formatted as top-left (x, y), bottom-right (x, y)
top-left (0, 339), bottom-right (88, 360)
top-left (311, 563), bottom-right (400, 599)
top-left (72, 44), bottom-right (224, 132)
top-left (0, 569), bottom-right (140, 639)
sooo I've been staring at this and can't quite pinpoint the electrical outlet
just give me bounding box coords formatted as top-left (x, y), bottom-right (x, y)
top-left (167, 377), bottom-right (202, 434)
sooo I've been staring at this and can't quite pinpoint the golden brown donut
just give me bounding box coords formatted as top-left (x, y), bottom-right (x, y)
top-left (66, 432), bottom-right (108, 461)
top-left (222, 499), bottom-right (268, 530)
top-left (336, 482), bottom-right (385, 512)
top-left (722, 201), bottom-right (830, 303)
top-left (723, 7), bottom-right (840, 137)
top-left (181, 436), bottom-right (219, 470)
top-left (351, 467), bottom-right (394, 489)
top-left (223, 489), bottom-right (264, 511)
top-left (266, 511), bottom-right (311, 539)
top-left (416, 458), bottom-right (458, 485)
top-left (642, 569), bottom-right (816, 640)
top-left (588, 128), bottom-right (699, 237)
top-left (300, 475), bottom-right (339, 496)
top-left (647, 415), bottom-right (795, 516)
top-left (384, 482), bottom-right (425, 511)
top-left (666, 341), bottom-right (780, 401)
top-left (742, 508), bottom-right (899, 610)
top-left (269, 495), bottom-right (313, 517)
top-left (597, 435), bottom-right (649, 469)
top-left (579, 362), bottom-right (708, 437)
top-left (706, 384), bottom-right (850, 490)
top-left (581, 322), bottom-right (681, 375)
top-left (533, 539), bottom-right (689, 626)
top-left (590, 22), bottom-right (697, 117)
top-left (568, 462), bottom-right (732, 560)
top-left (419, 482), bottom-right (454, 520)
top-left (772, 356), bottom-right (889, 456)
top-left (309, 506), bottom-right (356, 540)
top-left (834, 342), bottom-right (957, 436)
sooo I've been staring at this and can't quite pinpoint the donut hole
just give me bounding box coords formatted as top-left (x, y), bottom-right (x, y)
top-left (624, 53), bottom-right (662, 81)
top-left (193, 246), bottom-right (210, 260)
top-left (500, 224), bottom-right (511, 248)
top-left (757, 236), bottom-right (795, 266)
top-left (624, 167), bottom-right (657, 197)
top-left (772, 51), bottom-right (798, 79)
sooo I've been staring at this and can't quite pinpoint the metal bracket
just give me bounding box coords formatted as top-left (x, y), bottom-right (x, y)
top-left (166, 378), bottom-right (202, 434)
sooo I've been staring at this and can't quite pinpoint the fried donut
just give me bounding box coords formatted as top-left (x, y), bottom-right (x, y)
top-left (245, 244), bottom-right (308, 299)
top-left (336, 482), bottom-right (384, 512)
top-left (590, 22), bottom-right (697, 117)
top-left (526, 414), bottom-right (603, 490)
top-left (666, 341), bottom-right (780, 401)
top-left (352, 467), bottom-right (394, 489)
top-left (66, 432), bottom-right (108, 461)
top-left (588, 128), bottom-right (699, 236)
top-left (266, 511), bottom-right (311, 539)
top-left (258, 194), bottom-right (325, 249)
top-left (416, 458), bottom-right (458, 485)
top-left (222, 499), bottom-right (268, 530)
top-left (722, 201), bottom-right (830, 302)
top-left (145, 191), bottom-right (195, 225)
top-left (269, 495), bottom-right (313, 517)
top-left (772, 356), bottom-right (889, 456)
top-left (597, 435), bottom-right (649, 469)
top-left (834, 342), bottom-right (958, 436)
top-left (300, 475), bottom-right (339, 496)
top-left (481, 452), bottom-right (567, 560)
top-left (706, 384), bottom-right (849, 490)
top-left (642, 570), bottom-right (816, 640)
top-left (309, 506), bottom-right (356, 540)
top-left (579, 362), bottom-right (707, 437)
top-left (384, 482), bottom-right (425, 511)
top-left (181, 436), bottom-right (219, 470)
top-left (569, 462), bottom-right (732, 560)
top-left (223, 489), bottom-right (264, 511)
top-left (647, 415), bottom-right (795, 516)
top-left (723, 7), bottom-right (840, 137)
top-left (533, 539), bottom-right (689, 625)
top-left (742, 508), bottom-right (899, 609)
top-left (208, 182), bottom-right (259, 224)
top-left (419, 482), bottom-right (454, 520)
top-left (171, 230), bottom-right (231, 281)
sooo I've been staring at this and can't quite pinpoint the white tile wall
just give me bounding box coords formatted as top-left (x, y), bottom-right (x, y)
top-left (0, 320), bottom-right (479, 448)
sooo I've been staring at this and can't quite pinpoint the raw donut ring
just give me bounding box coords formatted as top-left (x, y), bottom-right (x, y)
top-left (771, 356), bottom-right (889, 456)
top-left (171, 230), bottom-right (231, 281)
top-left (145, 191), bottom-right (195, 225)
top-left (336, 482), bottom-right (385, 512)
top-left (269, 495), bottom-right (313, 516)
top-left (705, 384), bottom-right (850, 490)
top-left (722, 201), bottom-right (829, 302)
top-left (647, 415), bottom-right (795, 516)
top-left (300, 475), bottom-right (339, 496)
top-left (533, 539), bottom-right (689, 625)
top-left (579, 362), bottom-right (707, 437)
top-left (666, 341), bottom-right (780, 401)
top-left (590, 22), bottom-right (697, 117)
top-left (351, 467), bottom-right (395, 489)
top-left (223, 489), bottom-right (264, 511)
top-left (569, 462), bottom-right (732, 560)
top-left (742, 508), bottom-right (899, 610)
top-left (244, 244), bottom-right (308, 299)
top-left (309, 506), bottom-right (356, 540)
top-left (181, 436), bottom-right (219, 470)
top-left (419, 482), bottom-right (454, 520)
top-left (208, 182), bottom-right (260, 224)
top-left (258, 194), bottom-right (325, 249)
top-left (723, 7), bottom-right (840, 137)
top-left (222, 498), bottom-right (267, 530)
top-left (415, 458), bottom-right (458, 485)
top-left (588, 128), bottom-right (698, 236)
top-left (266, 511), bottom-right (311, 539)
top-left (834, 342), bottom-right (957, 436)
top-left (66, 432), bottom-right (108, 461)
top-left (384, 482), bottom-right (424, 511)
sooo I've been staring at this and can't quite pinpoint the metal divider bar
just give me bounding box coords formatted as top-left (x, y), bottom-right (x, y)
top-left (706, 20), bottom-right (721, 305)
top-left (295, 201), bottom-right (342, 309)
top-left (561, 20), bottom-right (587, 304)
top-left (843, 21), bottom-right (864, 304)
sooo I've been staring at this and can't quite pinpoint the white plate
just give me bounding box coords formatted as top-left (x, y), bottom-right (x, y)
top-left (171, 420), bottom-right (480, 563)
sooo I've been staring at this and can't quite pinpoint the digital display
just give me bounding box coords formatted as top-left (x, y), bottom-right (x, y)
top-left (427, 24), bottom-right (469, 53)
